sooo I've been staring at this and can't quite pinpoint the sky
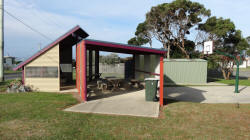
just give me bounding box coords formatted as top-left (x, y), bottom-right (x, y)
top-left (4, 0), bottom-right (250, 60)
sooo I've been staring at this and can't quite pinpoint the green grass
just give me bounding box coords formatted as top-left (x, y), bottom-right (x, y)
top-left (209, 76), bottom-right (250, 86)
top-left (0, 92), bottom-right (250, 139)
top-left (4, 70), bottom-right (21, 74)
top-left (215, 78), bottom-right (250, 86)
top-left (234, 66), bottom-right (250, 72)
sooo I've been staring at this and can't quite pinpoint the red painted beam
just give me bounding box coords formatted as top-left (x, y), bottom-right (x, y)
top-left (160, 57), bottom-right (164, 106)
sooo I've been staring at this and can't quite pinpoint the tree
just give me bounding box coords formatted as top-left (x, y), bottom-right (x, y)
top-left (100, 53), bottom-right (120, 65)
top-left (145, 0), bottom-right (210, 58)
top-left (199, 16), bottom-right (250, 79)
top-left (146, 3), bottom-right (172, 58)
top-left (128, 22), bottom-right (153, 47)
top-left (127, 36), bottom-right (148, 46)
top-left (170, 39), bottom-right (197, 58)
top-left (169, 0), bottom-right (211, 58)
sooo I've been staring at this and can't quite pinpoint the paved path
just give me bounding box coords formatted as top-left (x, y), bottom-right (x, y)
top-left (65, 90), bottom-right (159, 118)
top-left (165, 86), bottom-right (250, 103)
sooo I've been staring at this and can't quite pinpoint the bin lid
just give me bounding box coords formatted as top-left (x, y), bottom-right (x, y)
top-left (145, 78), bottom-right (159, 81)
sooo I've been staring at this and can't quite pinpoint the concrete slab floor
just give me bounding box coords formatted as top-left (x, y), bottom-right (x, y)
top-left (165, 86), bottom-right (250, 103)
top-left (65, 90), bottom-right (159, 118)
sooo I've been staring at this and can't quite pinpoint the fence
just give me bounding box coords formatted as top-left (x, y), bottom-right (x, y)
top-left (99, 63), bottom-right (125, 75)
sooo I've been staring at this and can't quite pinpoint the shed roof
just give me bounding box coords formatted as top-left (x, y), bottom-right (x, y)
top-left (14, 25), bottom-right (89, 70)
top-left (84, 39), bottom-right (166, 55)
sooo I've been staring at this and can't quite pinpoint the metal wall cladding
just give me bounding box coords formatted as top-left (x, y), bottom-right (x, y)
top-left (163, 59), bottom-right (207, 84)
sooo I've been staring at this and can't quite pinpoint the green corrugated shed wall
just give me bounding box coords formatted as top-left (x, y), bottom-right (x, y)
top-left (164, 59), bottom-right (207, 84)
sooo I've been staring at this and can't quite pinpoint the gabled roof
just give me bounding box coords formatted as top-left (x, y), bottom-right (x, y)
top-left (14, 25), bottom-right (89, 70)
top-left (84, 39), bottom-right (166, 55)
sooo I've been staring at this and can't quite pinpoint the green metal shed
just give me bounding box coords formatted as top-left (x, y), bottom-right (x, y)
top-left (164, 59), bottom-right (207, 85)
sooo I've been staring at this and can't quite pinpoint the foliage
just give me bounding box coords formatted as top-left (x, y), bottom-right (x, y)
top-left (145, 0), bottom-right (210, 58)
top-left (199, 16), bottom-right (250, 80)
top-left (0, 80), bottom-right (14, 92)
top-left (170, 39), bottom-right (197, 58)
top-left (247, 50), bottom-right (250, 57)
top-left (128, 22), bottom-right (153, 47)
top-left (127, 36), bottom-right (148, 46)
top-left (8, 79), bottom-right (22, 88)
top-left (100, 53), bottom-right (120, 65)
top-left (207, 56), bottom-right (220, 70)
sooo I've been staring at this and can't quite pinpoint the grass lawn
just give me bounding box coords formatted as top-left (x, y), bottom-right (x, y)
top-left (234, 67), bottom-right (250, 72)
top-left (4, 70), bottom-right (21, 74)
top-left (215, 78), bottom-right (250, 86)
top-left (209, 76), bottom-right (250, 86)
top-left (0, 92), bottom-right (250, 139)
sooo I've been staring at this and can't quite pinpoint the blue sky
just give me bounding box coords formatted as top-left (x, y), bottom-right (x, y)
top-left (4, 0), bottom-right (250, 60)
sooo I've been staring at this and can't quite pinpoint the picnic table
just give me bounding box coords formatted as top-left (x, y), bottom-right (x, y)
top-left (105, 77), bottom-right (123, 91)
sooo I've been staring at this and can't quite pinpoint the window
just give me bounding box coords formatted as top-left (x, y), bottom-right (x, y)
top-left (26, 67), bottom-right (58, 78)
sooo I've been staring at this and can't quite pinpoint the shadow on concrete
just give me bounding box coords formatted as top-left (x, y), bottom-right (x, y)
top-left (239, 86), bottom-right (248, 92)
top-left (163, 75), bottom-right (207, 105)
top-left (86, 80), bottom-right (144, 101)
top-left (163, 86), bottom-right (207, 105)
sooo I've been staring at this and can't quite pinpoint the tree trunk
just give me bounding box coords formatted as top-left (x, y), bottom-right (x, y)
top-left (178, 45), bottom-right (190, 59)
top-left (181, 38), bottom-right (190, 59)
top-left (221, 69), bottom-right (228, 80)
top-left (167, 44), bottom-right (170, 59)
top-left (226, 71), bottom-right (231, 80)
top-left (163, 43), bottom-right (170, 59)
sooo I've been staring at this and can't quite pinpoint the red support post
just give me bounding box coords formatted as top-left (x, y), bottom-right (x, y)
top-left (160, 57), bottom-right (164, 106)
top-left (80, 41), bottom-right (87, 101)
